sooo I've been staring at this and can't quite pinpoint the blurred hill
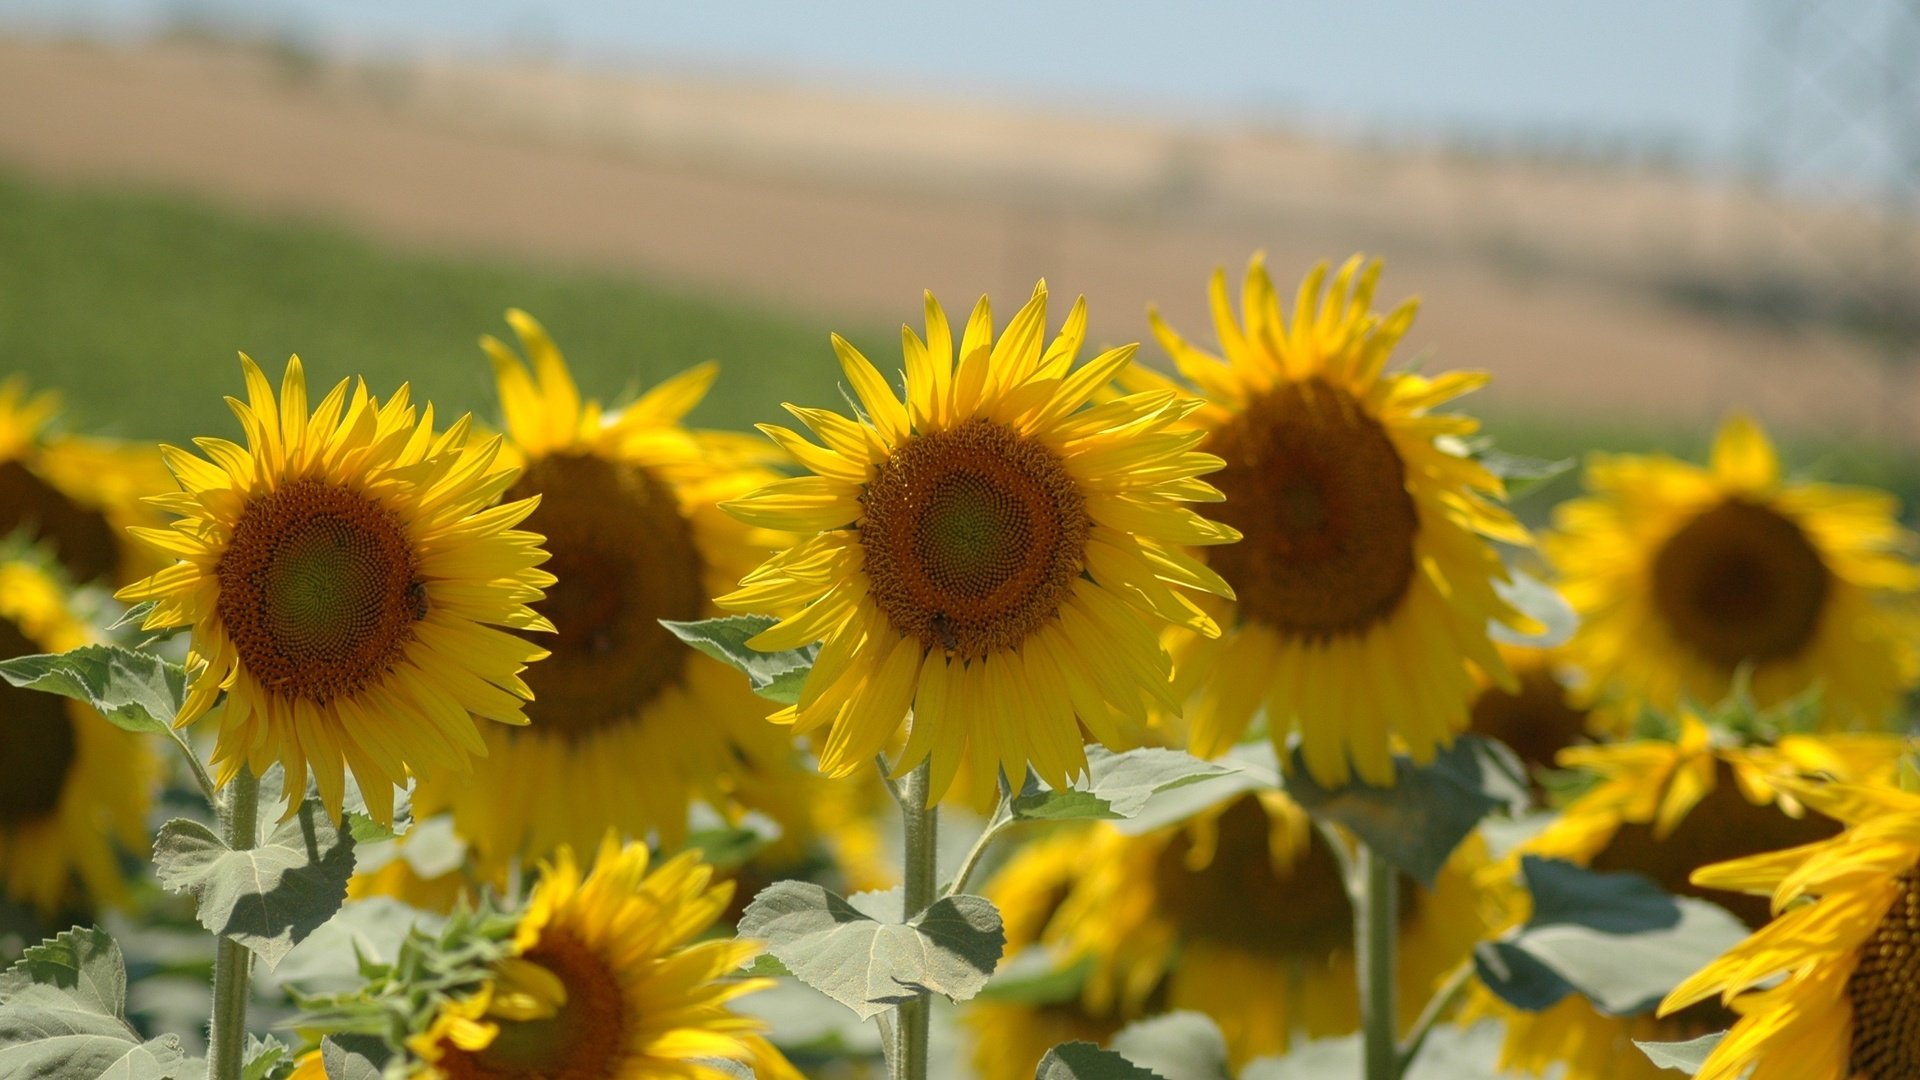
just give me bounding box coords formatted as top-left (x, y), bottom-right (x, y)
top-left (1, 33), bottom-right (1914, 443)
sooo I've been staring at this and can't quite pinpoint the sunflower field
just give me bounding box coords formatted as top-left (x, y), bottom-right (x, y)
top-left (1, 241), bottom-right (1917, 1080)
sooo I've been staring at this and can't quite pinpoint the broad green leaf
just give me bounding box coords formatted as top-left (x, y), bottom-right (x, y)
top-left (1474, 858), bottom-right (1749, 1016)
top-left (265, 898), bottom-right (446, 995)
top-left (735, 882), bottom-right (1004, 1019)
top-left (342, 778), bottom-right (413, 843)
top-left (661, 616), bottom-right (819, 703)
top-left (1012, 747), bottom-right (1232, 822)
top-left (976, 950), bottom-right (1090, 1005)
top-left (1109, 1012), bottom-right (1229, 1080)
top-left (153, 799), bottom-right (356, 970)
top-left (1476, 449), bottom-right (1575, 491)
top-left (320, 1036), bottom-right (385, 1080)
top-left (1490, 569), bottom-right (1577, 649)
top-left (0, 927), bottom-right (191, 1079)
top-left (241, 1034), bottom-right (292, 1080)
top-left (739, 954), bottom-right (794, 978)
top-left (1117, 742), bottom-right (1280, 834)
top-left (1035, 1042), bottom-right (1162, 1080)
top-left (1635, 1032), bottom-right (1724, 1074)
top-left (1241, 1023), bottom-right (1508, 1080)
top-left (1284, 735), bottom-right (1529, 885)
top-left (2, 925), bottom-right (127, 1017)
top-left (0, 644), bottom-right (186, 734)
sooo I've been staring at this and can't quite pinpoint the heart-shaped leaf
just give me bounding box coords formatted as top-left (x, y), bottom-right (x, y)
top-left (0, 644), bottom-right (187, 734)
top-left (662, 616), bottom-right (819, 703)
top-left (1012, 747), bottom-right (1232, 823)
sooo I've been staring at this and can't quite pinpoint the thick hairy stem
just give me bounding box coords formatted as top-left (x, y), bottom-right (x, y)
top-left (895, 760), bottom-right (937, 1080)
top-left (1356, 844), bottom-right (1400, 1080)
top-left (206, 767), bottom-right (259, 1080)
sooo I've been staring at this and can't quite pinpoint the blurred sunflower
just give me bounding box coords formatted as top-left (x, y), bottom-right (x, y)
top-left (0, 376), bottom-right (171, 584)
top-left (117, 356), bottom-right (552, 823)
top-left (0, 558), bottom-right (154, 914)
top-left (1466, 716), bottom-right (1909, 1078)
top-left (966, 829), bottom-right (1130, 1080)
top-left (1660, 780), bottom-right (1920, 1080)
top-left (409, 311), bottom-right (809, 868)
top-left (410, 837), bottom-right (798, 1080)
top-left (1548, 414), bottom-right (1919, 729)
top-left (1043, 792), bottom-right (1486, 1065)
top-left (719, 284), bottom-right (1237, 805)
top-left (1467, 643), bottom-right (1596, 788)
top-left (1139, 255), bottom-right (1528, 788)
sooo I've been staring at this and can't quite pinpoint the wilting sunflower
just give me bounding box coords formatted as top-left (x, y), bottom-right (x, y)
top-left (0, 558), bottom-right (154, 914)
top-left (0, 376), bottom-right (171, 584)
top-left (1042, 792), bottom-right (1486, 1064)
top-left (719, 284), bottom-right (1238, 805)
top-left (1659, 779), bottom-right (1920, 1080)
top-left (410, 837), bottom-right (798, 1080)
top-left (409, 311), bottom-right (809, 867)
top-left (1138, 255), bottom-right (1528, 788)
top-left (1548, 414), bottom-right (1919, 729)
top-left (966, 829), bottom-right (1131, 1080)
top-left (117, 356), bottom-right (552, 823)
top-left (1465, 716), bottom-right (1909, 1079)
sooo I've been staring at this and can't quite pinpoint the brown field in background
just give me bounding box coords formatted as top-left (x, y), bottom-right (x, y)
top-left (1, 35), bottom-right (1911, 440)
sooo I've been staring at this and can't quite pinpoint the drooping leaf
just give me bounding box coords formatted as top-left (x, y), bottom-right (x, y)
top-left (1474, 858), bottom-right (1749, 1016)
top-left (153, 798), bottom-right (356, 970)
top-left (0, 644), bottom-right (186, 734)
top-left (661, 616), bottom-right (819, 703)
top-left (1035, 1042), bottom-right (1163, 1080)
top-left (1635, 1032), bottom-right (1724, 1074)
top-left (735, 882), bottom-right (1003, 1019)
top-left (1490, 569), bottom-right (1577, 649)
top-left (1284, 735), bottom-right (1529, 885)
top-left (320, 1036), bottom-right (385, 1080)
top-left (1011, 747), bottom-right (1233, 823)
top-left (0, 927), bottom-right (191, 1079)
top-left (1109, 1012), bottom-right (1230, 1080)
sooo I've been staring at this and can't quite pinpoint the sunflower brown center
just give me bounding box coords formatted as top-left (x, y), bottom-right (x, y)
top-left (1849, 865), bottom-right (1920, 1079)
top-left (0, 616), bottom-right (77, 826)
top-left (859, 419), bottom-right (1088, 661)
top-left (215, 477), bottom-right (423, 704)
top-left (1467, 662), bottom-right (1590, 780)
top-left (1650, 498), bottom-right (1829, 669)
top-left (1204, 378), bottom-right (1418, 639)
top-left (0, 459), bottom-right (120, 583)
top-left (1151, 796), bottom-right (1415, 957)
top-left (1588, 761), bottom-right (1841, 930)
top-left (438, 928), bottom-right (631, 1080)
top-left (505, 453), bottom-right (704, 740)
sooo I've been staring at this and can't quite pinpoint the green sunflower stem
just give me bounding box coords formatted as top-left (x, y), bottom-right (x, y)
top-left (895, 758), bottom-right (937, 1080)
top-left (206, 766), bottom-right (259, 1080)
top-left (1356, 842), bottom-right (1400, 1080)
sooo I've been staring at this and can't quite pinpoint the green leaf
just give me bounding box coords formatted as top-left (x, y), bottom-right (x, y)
top-left (0, 927), bottom-right (192, 1079)
top-left (242, 1034), bottom-right (292, 1080)
top-left (1109, 1012), bottom-right (1229, 1080)
top-left (976, 950), bottom-right (1090, 1005)
top-left (342, 778), bottom-right (413, 844)
top-left (1117, 742), bottom-right (1281, 834)
top-left (1035, 1042), bottom-right (1162, 1080)
top-left (661, 615), bottom-right (819, 704)
top-left (1241, 1023), bottom-right (1508, 1080)
top-left (735, 882), bottom-right (1004, 1019)
top-left (153, 799), bottom-right (356, 970)
top-left (320, 1036), bottom-right (385, 1080)
top-left (265, 898), bottom-right (446, 996)
top-left (0, 644), bottom-right (187, 734)
top-left (1284, 736), bottom-right (1529, 885)
top-left (106, 601), bottom-right (158, 633)
top-left (1635, 1032), bottom-right (1724, 1074)
top-left (1474, 858), bottom-right (1749, 1016)
top-left (1011, 747), bottom-right (1233, 822)
top-left (692, 1060), bottom-right (756, 1079)
top-left (1490, 569), bottom-right (1577, 649)
top-left (1476, 449), bottom-right (1575, 491)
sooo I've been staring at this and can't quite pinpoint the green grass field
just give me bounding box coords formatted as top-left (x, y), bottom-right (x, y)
top-left (3, 166), bottom-right (1915, 516)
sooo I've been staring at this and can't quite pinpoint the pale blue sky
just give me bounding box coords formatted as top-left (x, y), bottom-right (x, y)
top-left (3, 1), bottom-right (1759, 163)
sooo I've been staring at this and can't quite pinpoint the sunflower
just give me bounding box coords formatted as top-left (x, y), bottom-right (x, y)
top-left (718, 284), bottom-right (1238, 805)
top-left (117, 356), bottom-right (552, 823)
top-left (1467, 643), bottom-right (1597, 785)
top-left (1465, 716), bottom-right (1910, 1078)
top-left (1040, 792), bottom-right (1486, 1065)
top-left (1138, 255), bottom-right (1528, 788)
top-left (409, 837), bottom-right (799, 1080)
top-left (1658, 779), bottom-right (1920, 1080)
top-left (0, 376), bottom-right (171, 584)
top-left (1548, 414), bottom-right (1919, 730)
top-left (0, 558), bottom-right (154, 914)
top-left (407, 311), bottom-right (810, 867)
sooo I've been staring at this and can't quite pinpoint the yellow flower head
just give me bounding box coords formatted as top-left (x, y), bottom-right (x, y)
top-left (1468, 717), bottom-right (1909, 1079)
top-left (1466, 643), bottom-right (1598, 784)
top-left (118, 356), bottom-right (553, 823)
top-left (1140, 254), bottom-right (1529, 788)
top-left (719, 284), bottom-right (1238, 805)
top-left (410, 311), bottom-right (812, 869)
top-left (0, 559), bottom-right (155, 913)
top-left (1547, 413), bottom-right (1920, 729)
top-left (410, 837), bottom-right (799, 1080)
top-left (1660, 780), bottom-right (1920, 1080)
top-left (0, 375), bottom-right (172, 584)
